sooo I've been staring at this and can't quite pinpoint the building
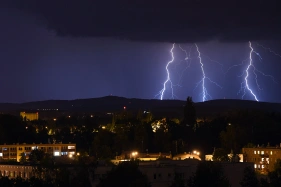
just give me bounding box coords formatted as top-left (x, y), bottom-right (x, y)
top-left (0, 143), bottom-right (76, 162)
top-left (92, 160), bottom-right (199, 187)
top-left (173, 152), bottom-right (201, 161)
top-left (115, 151), bottom-right (172, 160)
top-left (111, 151), bottom-right (201, 165)
top-left (0, 165), bottom-right (33, 178)
top-left (242, 146), bottom-right (281, 173)
top-left (205, 154), bottom-right (243, 162)
top-left (92, 160), bottom-right (253, 187)
top-left (20, 112), bottom-right (39, 121)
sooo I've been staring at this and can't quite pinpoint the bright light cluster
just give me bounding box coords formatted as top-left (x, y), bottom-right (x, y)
top-left (151, 118), bottom-right (168, 133)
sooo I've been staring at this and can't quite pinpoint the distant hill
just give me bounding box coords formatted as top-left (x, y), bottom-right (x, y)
top-left (0, 96), bottom-right (280, 118)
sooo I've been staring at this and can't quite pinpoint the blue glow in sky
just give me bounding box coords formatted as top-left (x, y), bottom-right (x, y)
top-left (0, 7), bottom-right (281, 103)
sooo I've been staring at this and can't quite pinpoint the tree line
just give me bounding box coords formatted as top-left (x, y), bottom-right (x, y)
top-left (0, 96), bottom-right (281, 159)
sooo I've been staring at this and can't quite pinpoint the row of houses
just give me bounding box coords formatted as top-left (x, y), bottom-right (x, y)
top-left (93, 159), bottom-right (252, 187)
top-left (1, 143), bottom-right (281, 186)
top-left (0, 143), bottom-right (76, 162)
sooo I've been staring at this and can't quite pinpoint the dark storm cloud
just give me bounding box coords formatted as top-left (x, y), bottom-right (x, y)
top-left (6, 0), bottom-right (281, 42)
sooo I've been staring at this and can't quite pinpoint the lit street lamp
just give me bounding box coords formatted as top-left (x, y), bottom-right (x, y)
top-left (131, 151), bottom-right (138, 159)
top-left (193, 150), bottom-right (200, 156)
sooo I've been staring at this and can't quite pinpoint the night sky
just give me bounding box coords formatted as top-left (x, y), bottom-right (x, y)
top-left (1, 1), bottom-right (281, 103)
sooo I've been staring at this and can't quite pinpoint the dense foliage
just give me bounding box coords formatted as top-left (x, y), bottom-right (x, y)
top-left (1, 97), bottom-right (281, 159)
top-left (188, 161), bottom-right (230, 187)
top-left (1, 98), bottom-right (281, 186)
top-left (97, 161), bottom-right (150, 187)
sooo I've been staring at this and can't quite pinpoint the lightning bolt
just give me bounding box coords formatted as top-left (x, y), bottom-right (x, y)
top-left (156, 41), bottom-right (278, 102)
top-left (242, 41), bottom-right (259, 101)
top-left (238, 41), bottom-right (277, 101)
top-left (194, 44), bottom-right (222, 102)
top-left (156, 43), bottom-right (176, 100)
top-left (201, 53), bottom-right (224, 74)
top-left (224, 59), bottom-right (247, 75)
top-left (256, 43), bottom-right (281, 58)
top-left (177, 44), bottom-right (192, 86)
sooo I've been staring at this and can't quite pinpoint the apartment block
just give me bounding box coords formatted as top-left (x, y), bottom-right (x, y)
top-left (92, 160), bottom-right (253, 187)
top-left (0, 165), bottom-right (33, 178)
top-left (20, 112), bottom-right (39, 121)
top-left (242, 146), bottom-right (281, 173)
top-left (0, 143), bottom-right (76, 162)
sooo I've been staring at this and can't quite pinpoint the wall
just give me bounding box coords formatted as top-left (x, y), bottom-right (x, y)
top-left (0, 165), bottom-right (33, 178)
top-left (20, 112), bottom-right (39, 121)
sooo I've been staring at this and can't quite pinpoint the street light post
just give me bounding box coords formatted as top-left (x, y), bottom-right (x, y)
top-left (131, 151), bottom-right (138, 160)
top-left (193, 150), bottom-right (200, 156)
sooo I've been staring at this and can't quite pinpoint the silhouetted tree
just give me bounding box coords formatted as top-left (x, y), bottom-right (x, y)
top-left (92, 130), bottom-right (114, 159)
top-left (0, 114), bottom-right (26, 144)
top-left (170, 172), bottom-right (185, 187)
top-left (134, 123), bottom-right (148, 152)
top-left (0, 176), bottom-right (12, 187)
top-left (220, 123), bottom-right (248, 153)
top-left (182, 97), bottom-right (196, 146)
top-left (19, 152), bottom-right (27, 164)
top-left (11, 177), bottom-right (30, 187)
top-left (29, 149), bottom-right (45, 163)
top-left (264, 159), bottom-right (281, 186)
top-left (97, 161), bottom-right (150, 187)
top-left (154, 128), bottom-right (172, 152)
top-left (143, 110), bottom-right (153, 123)
top-left (137, 109), bottom-right (143, 121)
top-left (0, 176), bottom-right (47, 187)
top-left (112, 123), bottom-right (130, 155)
top-left (183, 97), bottom-right (196, 128)
top-left (188, 161), bottom-right (230, 187)
top-left (240, 166), bottom-right (260, 187)
top-left (213, 148), bottom-right (229, 162)
top-left (69, 157), bottom-right (93, 187)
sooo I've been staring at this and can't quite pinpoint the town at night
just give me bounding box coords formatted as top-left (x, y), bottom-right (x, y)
top-left (1, 0), bottom-right (281, 186)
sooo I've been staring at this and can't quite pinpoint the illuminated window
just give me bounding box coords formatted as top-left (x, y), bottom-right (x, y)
top-left (69, 152), bottom-right (75, 155)
top-left (68, 146), bottom-right (75, 149)
top-left (258, 151), bottom-right (260, 154)
top-left (61, 152), bottom-right (68, 156)
top-left (54, 152), bottom-right (60, 156)
top-left (0, 153), bottom-right (2, 157)
top-left (262, 165), bottom-right (265, 169)
top-left (254, 151), bottom-right (256, 154)
top-left (261, 151), bottom-right (264, 154)
top-left (261, 158), bottom-right (264, 161)
top-left (254, 164), bottom-right (257, 168)
top-left (271, 151), bottom-right (273, 155)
